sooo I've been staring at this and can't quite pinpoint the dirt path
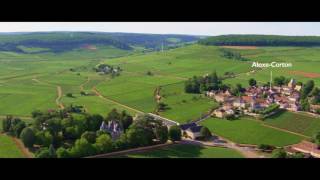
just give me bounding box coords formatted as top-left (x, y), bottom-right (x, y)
top-left (10, 136), bottom-right (33, 158)
top-left (92, 87), bottom-right (144, 114)
top-left (181, 138), bottom-right (263, 158)
top-left (56, 86), bottom-right (65, 109)
top-left (0, 115), bottom-right (32, 120)
top-left (80, 77), bottom-right (90, 91)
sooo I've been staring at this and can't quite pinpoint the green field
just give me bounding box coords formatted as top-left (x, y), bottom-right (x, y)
top-left (0, 135), bottom-right (25, 158)
top-left (264, 111), bottom-right (320, 137)
top-left (2, 43), bottom-right (320, 157)
top-left (201, 117), bottom-right (304, 147)
top-left (159, 83), bottom-right (218, 123)
top-left (2, 44), bottom-right (320, 121)
top-left (123, 144), bottom-right (244, 158)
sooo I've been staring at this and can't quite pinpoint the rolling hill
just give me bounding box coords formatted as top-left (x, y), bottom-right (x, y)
top-left (0, 32), bottom-right (202, 53)
top-left (199, 34), bottom-right (320, 46)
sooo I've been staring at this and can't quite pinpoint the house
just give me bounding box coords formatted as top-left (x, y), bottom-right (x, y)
top-left (295, 85), bottom-right (302, 91)
top-left (214, 90), bottom-right (232, 102)
top-left (233, 98), bottom-right (246, 108)
top-left (213, 108), bottom-right (234, 118)
top-left (289, 141), bottom-right (320, 158)
top-left (100, 120), bottom-right (123, 139)
top-left (180, 123), bottom-right (197, 131)
top-left (241, 96), bottom-right (255, 104)
top-left (185, 126), bottom-right (204, 140)
top-left (222, 102), bottom-right (233, 111)
top-left (180, 123), bottom-right (204, 140)
top-left (213, 108), bottom-right (226, 118)
top-left (288, 92), bottom-right (300, 102)
top-left (287, 102), bottom-right (299, 111)
top-left (206, 91), bottom-right (215, 98)
top-left (282, 86), bottom-right (293, 96)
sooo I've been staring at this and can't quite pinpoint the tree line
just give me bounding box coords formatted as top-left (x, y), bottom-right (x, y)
top-left (199, 35), bottom-right (320, 47)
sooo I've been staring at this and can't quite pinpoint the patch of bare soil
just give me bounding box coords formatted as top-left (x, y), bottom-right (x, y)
top-left (287, 70), bottom-right (320, 78)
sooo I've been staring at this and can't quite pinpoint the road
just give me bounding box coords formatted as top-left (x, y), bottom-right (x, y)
top-left (56, 86), bottom-right (65, 109)
top-left (180, 138), bottom-right (264, 158)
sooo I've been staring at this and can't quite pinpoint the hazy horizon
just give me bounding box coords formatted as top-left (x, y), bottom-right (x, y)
top-left (0, 22), bottom-right (320, 36)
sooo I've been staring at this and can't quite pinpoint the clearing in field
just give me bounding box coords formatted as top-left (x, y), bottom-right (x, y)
top-left (122, 144), bottom-right (244, 158)
top-left (201, 117), bottom-right (304, 147)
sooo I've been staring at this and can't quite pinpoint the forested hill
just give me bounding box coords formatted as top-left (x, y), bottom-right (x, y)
top-left (0, 32), bottom-right (202, 53)
top-left (198, 35), bottom-right (320, 46)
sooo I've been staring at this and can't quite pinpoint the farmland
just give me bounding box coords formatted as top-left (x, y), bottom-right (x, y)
top-left (2, 32), bottom-right (320, 158)
top-left (122, 144), bottom-right (244, 158)
top-left (264, 110), bottom-right (320, 137)
top-left (200, 117), bottom-right (304, 147)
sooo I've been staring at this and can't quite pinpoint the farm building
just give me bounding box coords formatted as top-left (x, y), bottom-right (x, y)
top-left (180, 123), bottom-right (204, 140)
top-left (287, 141), bottom-right (320, 158)
top-left (185, 126), bottom-right (203, 140)
top-left (213, 108), bottom-right (234, 118)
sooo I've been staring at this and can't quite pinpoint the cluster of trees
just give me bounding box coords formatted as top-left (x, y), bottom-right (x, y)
top-left (271, 148), bottom-right (305, 158)
top-left (273, 76), bottom-right (291, 87)
top-left (299, 80), bottom-right (317, 111)
top-left (94, 64), bottom-right (121, 77)
top-left (219, 49), bottom-right (248, 61)
top-left (185, 72), bottom-right (227, 93)
top-left (2, 108), bottom-right (183, 158)
top-left (2, 116), bottom-right (27, 138)
top-left (199, 35), bottom-right (320, 47)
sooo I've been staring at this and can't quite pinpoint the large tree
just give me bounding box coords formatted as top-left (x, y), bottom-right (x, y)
top-left (155, 126), bottom-right (168, 143)
top-left (248, 78), bottom-right (257, 87)
top-left (94, 134), bottom-right (113, 153)
top-left (69, 138), bottom-right (97, 158)
top-left (20, 127), bottom-right (36, 148)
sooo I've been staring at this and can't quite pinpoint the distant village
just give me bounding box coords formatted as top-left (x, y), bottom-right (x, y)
top-left (207, 78), bottom-right (304, 119)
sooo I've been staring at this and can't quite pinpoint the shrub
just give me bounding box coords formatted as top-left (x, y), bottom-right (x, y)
top-left (271, 148), bottom-right (287, 158)
top-left (258, 144), bottom-right (275, 151)
top-left (168, 125), bottom-right (182, 142)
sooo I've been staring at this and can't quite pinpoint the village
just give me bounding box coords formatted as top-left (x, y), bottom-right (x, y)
top-left (207, 78), bottom-right (303, 119)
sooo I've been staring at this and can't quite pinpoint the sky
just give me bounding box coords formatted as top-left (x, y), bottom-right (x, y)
top-left (0, 22), bottom-right (320, 36)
